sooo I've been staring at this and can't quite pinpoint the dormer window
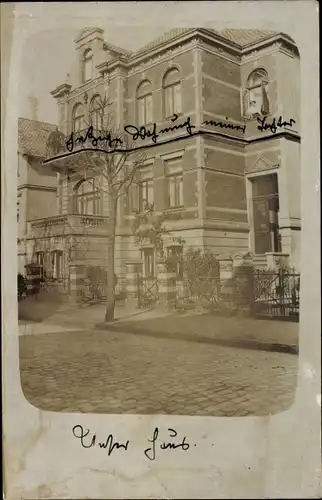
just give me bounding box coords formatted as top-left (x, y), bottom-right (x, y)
top-left (83, 48), bottom-right (93, 83)
top-left (243, 69), bottom-right (270, 119)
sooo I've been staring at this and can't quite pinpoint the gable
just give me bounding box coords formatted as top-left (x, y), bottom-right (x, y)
top-left (245, 155), bottom-right (279, 174)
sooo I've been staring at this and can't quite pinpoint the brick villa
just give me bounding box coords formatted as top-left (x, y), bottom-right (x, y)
top-left (19, 27), bottom-right (301, 298)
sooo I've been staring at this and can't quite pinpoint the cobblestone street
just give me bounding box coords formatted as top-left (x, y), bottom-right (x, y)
top-left (19, 328), bottom-right (298, 416)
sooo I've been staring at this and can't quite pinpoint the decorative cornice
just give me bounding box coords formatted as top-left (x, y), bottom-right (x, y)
top-left (128, 39), bottom-right (198, 77)
top-left (197, 40), bottom-right (240, 64)
top-left (241, 38), bottom-right (299, 63)
top-left (51, 83), bottom-right (72, 99)
top-left (17, 184), bottom-right (57, 192)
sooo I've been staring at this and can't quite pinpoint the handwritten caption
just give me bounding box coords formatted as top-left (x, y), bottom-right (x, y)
top-left (65, 114), bottom-right (296, 155)
top-left (72, 425), bottom-right (197, 461)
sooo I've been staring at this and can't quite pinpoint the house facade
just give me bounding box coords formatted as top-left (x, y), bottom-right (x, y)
top-left (17, 117), bottom-right (58, 274)
top-left (26, 27), bottom-right (301, 295)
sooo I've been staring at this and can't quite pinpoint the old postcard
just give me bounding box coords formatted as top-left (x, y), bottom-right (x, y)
top-left (2, 1), bottom-right (321, 498)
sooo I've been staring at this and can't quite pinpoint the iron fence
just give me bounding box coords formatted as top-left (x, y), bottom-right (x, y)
top-left (79, 278), bottom-right (107, 303)
top-left (137, 276), bottom-right (158, 308)
top-left (251, 269), bottom-right (300, 321)
top-left (175, 276), bottom-right (221, 309)
top-left (40, 276), bottom-right (71, 295)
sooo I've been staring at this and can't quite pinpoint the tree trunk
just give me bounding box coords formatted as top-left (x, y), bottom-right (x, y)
top-left (105, 196), bottom-right (117, 322)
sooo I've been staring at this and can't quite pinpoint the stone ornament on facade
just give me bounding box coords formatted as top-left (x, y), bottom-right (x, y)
top-left (245, 156), bottom-right (278, 175)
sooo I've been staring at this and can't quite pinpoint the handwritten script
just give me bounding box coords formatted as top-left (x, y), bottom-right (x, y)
top-left (257, 115), bottom-right (296, 134)
top-left (64, 114), bottom-right (296, 156)
top-left (72, 425), bottom-right (191, 460)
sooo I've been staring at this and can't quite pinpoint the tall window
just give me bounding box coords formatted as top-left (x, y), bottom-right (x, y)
top-left (73, 103), bottom-right (85, 133)
top-left (90, 95), bottom-right (103, 131)
top-left (166, 157), bottom-right (183, 208)
top-left (163, 68), bottom-right (182, 118)
top-left (142, 248), bottom-right (155, 277)
top-left (137, 80), bottom-right (153, 124)
top-left (139, 165), bottom-right (154, 212)
top-left (51, 250), bottom-right (63, 280)
top-left (83, 48), bottom-right (93, 83)
top-left (251, 173), bottom-right (280, 254)
top-left (74, 178), bottom-right (101, 215)
top-left (244, 68), bottom-right (269, 118)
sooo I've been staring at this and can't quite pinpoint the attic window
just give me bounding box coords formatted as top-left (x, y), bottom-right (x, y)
top-left (83, 48), bottom-right (93, 83)
top-left (243, 69), bottom-right (270, 119)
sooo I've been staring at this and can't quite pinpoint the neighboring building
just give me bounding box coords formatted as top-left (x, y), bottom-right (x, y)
top-left (17, 117), bottom-right (58, 274)
top-left (26, 27), bottom-right (301, 293)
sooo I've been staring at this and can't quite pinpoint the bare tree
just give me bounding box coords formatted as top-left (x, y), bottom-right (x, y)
top-left (47, 96), bottom-right (147, 321)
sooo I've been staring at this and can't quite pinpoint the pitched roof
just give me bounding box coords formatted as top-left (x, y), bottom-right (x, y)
top-left (134, 28), bottom-right (294, 56)
top-left (134, 28), bottom-right (191, 55)
top-left (219, 29), bottom-right (279, 47)
top-left (18, 118), bottom-right (57, 158)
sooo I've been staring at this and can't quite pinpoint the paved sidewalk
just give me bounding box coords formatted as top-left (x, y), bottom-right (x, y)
top-left (106, 310), bottom-right (299, 355)
top-left (18, 321), bottom-right (84, 336)
top-left (18, 300), bottom-right (169, 334)
top-left (19, 298), bottom-right (299, 354)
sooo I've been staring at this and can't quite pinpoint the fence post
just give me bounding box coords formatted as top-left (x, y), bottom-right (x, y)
top-left (68, 262), bottom-right (85, 303)
top-left (265, 252), bottom-right (289, 270)
top-left (125, 261), bottom-right (142, 307)
top-left (232, 253), bottom-right (254, 312)
top-left (156, 257), bottom-right (176, 310)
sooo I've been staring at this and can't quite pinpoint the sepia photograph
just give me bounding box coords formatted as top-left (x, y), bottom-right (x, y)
top-left (2, 2), bottom-right (320, 499)
top-left (17, 25), bottom-right (301, 416)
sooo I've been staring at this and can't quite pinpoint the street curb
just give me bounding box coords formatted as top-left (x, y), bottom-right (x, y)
top-left (97, 322), bottom-right (299, 355)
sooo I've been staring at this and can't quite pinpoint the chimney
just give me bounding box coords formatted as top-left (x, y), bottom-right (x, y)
top-left (28, 94), bottom-right (38, 121)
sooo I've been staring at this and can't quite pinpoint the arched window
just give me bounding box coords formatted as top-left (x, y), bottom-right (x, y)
top-left (244, 68), bottom-right (269, 118)
top-left (90, 95), bottom-right (103, 131)
top-left (136, 80), bottom-right (153, 124)
top-left (72, 103), bottom-right (85, 133)
top-left (74, 178), bottom-right (101, 215)
top-left (83, 48), bottom-right (93, 83)
top-left (163, 68), bottom-right (182, 118)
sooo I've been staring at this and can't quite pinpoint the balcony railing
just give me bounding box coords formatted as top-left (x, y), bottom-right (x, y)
top-left (29, 214), bottom-right (110, 237)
